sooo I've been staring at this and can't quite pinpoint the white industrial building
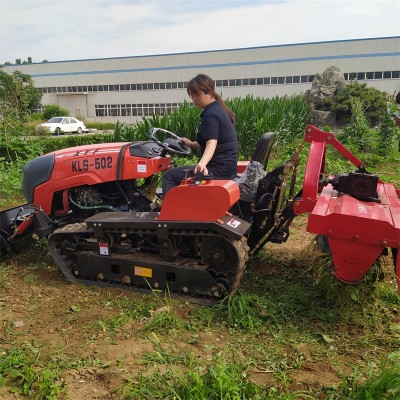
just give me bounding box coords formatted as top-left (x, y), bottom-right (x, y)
top-left (4, 36), bottom-right (400, 123)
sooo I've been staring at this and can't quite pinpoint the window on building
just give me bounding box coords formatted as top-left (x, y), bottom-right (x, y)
top-left (95, 105), bottom-right (107, 117)
top-left (121, 105), bottom-right (131, 116)
top-left (277, 77), bottom-right (285, 84)
top-left (348, 72), bottom-right (357, 81)
top-left (383, 71), bottom-right (392, 78)
top-left (143, 107), bottom-right (152, 116)
top-left (108, 105), bottom-right (120, 116)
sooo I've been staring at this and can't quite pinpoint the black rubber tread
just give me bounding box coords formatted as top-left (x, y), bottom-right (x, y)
top-left (230, 237), bottom-right (250, 296)
top-left (47, 222), bottom-right (250, 304)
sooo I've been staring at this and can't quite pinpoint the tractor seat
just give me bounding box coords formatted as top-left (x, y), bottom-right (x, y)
top-left (234, 132), bottom-right (276, 201)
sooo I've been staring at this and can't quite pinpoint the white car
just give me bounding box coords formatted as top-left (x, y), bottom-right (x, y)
top-left (40, 117), bottom-right (87, 135)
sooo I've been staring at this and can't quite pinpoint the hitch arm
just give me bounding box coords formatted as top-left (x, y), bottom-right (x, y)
top-left (293, 125), bottom-right (367, 215)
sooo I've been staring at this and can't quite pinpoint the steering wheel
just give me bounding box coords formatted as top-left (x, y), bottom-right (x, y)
top-left (148, 127), bottom-right (192, 156)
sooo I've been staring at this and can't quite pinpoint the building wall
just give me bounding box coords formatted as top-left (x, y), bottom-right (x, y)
top-left (4, 37), bottom-right (400, 123)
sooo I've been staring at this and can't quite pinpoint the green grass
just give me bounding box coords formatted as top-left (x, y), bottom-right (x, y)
top-left (0, 240), bottom-right (398, 398)
top-left (0, 341), bottom-right (112, 399)
top-left (324, 351), bottom-right (400, 399)
top-left (0, 344), bottom-right (65, 399)
top-left (118, 347), bottom-right (264, 400)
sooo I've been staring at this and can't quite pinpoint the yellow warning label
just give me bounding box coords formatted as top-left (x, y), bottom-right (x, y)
top-left (134, 266), bottom-right (153, 278)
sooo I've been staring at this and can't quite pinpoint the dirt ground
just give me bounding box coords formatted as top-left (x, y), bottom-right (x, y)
top-left (0, 216), bottom-right (398, 399)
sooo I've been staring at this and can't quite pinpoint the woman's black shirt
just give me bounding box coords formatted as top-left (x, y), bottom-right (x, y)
top-left (196, 101), bottom-right (238, 179)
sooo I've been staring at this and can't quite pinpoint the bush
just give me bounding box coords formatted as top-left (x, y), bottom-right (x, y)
top-left (85, 122), bottom-right (115, 131)
top-left (33, 125), bottom-right (51, 136)
top-left (340, 97), bottom-right (374, 152)
top-left (324, 81), bottom-right (388, 126)
top-left (43, 104), bottom-right (70, 120)
top-left (28, 112), bottom-right (44, 121)
top-left (376, 103), bottom-right (400, 156)
top-left (0, 133), bottom-right (114, 162)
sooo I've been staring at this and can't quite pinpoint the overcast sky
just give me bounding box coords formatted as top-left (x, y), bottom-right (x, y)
top-left (0, 0), bottom-right (399, 64)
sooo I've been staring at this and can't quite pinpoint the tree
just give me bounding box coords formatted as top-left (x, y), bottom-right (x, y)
top-left (0, 67), bottom-right (42, 120)
top-left (324, 81), bottom-right (388, 126)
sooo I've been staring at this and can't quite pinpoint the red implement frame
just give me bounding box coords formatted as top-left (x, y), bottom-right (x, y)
top-left (293, 125), bottom-right (400, 292)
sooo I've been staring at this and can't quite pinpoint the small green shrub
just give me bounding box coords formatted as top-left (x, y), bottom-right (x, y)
top-left (376, 103), bottom-right (400, 156)
top-left (43, 104), bottom-right (70, 120)
top-left (28, 112), bottom-right (44, 121)
top-left (33, 125), bottom-right (51, 136)
top-left (340, 97), bottom-right (374, 152)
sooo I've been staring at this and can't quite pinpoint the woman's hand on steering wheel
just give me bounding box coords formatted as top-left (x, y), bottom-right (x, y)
top-left (148, 128), bottom-right (192, 156)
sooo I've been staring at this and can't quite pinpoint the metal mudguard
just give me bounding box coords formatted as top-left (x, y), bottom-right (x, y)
top-left (0, 204), bottom-right (37, 256)
top-left (85, 211), bottom-right (251, 241)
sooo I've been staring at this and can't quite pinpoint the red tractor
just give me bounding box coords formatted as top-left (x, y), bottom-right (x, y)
top-left (1, 125), bottom-right (399, 300)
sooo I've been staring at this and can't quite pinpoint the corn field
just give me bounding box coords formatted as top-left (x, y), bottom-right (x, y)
top-left (113, 95), bottom-right (311, 159)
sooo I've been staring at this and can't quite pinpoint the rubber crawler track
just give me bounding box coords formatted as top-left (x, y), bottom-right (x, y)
top-left (48, 222), bottom-right (250, 305)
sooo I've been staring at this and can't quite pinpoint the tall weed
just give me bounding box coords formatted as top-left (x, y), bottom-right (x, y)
top-left (340, 97), bottom-right (373, 152)
top-left (376, 103), bottom-right (400, 156)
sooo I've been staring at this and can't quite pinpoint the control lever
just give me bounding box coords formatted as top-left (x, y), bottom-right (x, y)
top-left (192, 172), bottom-right (213, 185)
